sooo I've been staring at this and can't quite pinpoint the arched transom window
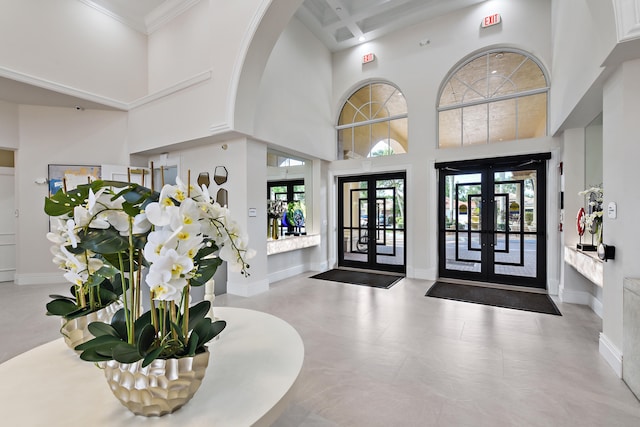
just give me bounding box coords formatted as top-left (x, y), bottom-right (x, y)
top-left (337, 82), bottom-right (408, 159)
top-left (438, 49), bottom-right (549, 148)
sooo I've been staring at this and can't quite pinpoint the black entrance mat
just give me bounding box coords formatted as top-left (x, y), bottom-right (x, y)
top-left (425, 281), bottom-right (561, 315)
top-left (310, 269), bottom-right (403, 289)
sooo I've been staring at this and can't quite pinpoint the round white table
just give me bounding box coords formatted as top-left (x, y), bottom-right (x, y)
top-left (0, 307), bottom-right (304, 426)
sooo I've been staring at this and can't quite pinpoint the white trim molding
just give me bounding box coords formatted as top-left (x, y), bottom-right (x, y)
top-left (558, 287), bottom-right (603, 318)
top-left (146, 0), bottom-right (202, 34)
top-left (599, 332), bottom-right (623, 378)
top-left (613, 0), bottom-right (640, 42)
top-left (0, 65), bottom-right (127, 110)
top-left (129, 70), bottom-right (212, 109)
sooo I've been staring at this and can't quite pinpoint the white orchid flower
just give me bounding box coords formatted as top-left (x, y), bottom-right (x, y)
top-left (143, 229), bottom-right (178, 263)
top-left (66, 219), bottom-right (79, 248)
top-left (145, 269), bottom-right (181, 302)
top-left (132, 212), bottom-right (151, 234)
top-left (148, 248), bottom-right (194, 289)
top-left (145, 202), bottom-right (176, 227)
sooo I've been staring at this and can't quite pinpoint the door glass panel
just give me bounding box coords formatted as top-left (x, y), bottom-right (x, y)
top-left (443, 173), bottom-right (482, 273)
top-left (339, 173), bottom-right (406, 273)
top-left (375, 178), bottom-right (404, 266)
top-left (494, 170), bottom-right (537, 278)
top-left (439, 161), bottom-right (544, 287)
top-left (342, 180), bottom-right (368, 263)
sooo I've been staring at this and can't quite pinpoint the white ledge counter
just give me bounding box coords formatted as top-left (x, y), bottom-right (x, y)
top-left (0, 307), bottom-right (304, 427)
top-left (267, 234), bottom-right (320, 255)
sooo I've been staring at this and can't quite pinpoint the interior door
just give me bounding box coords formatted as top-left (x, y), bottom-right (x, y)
top-left (338, 172), bottom-right (406, 274)
top-left (0, 167), bottom-right (15, 282)
top-left (437, 154), bottom-right (548, 288)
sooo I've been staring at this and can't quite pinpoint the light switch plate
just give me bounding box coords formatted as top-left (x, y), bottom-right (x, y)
top-left (608, 202), bottom-right (617, 219)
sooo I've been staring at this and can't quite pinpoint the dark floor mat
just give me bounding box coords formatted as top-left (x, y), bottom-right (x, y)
top-left (311, 269), bottom-right (403, 289)
top-left (426, 281), bottom-right (561, 315)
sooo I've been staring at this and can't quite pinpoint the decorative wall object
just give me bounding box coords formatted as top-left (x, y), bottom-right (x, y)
top-left (48, 164), bottom-right (100, 196)
top-left (216, 188), bottom-right (228, 207)
top-left (214, 166), bottom-right (228, 185)
top-left (197, 172), bottom-right (210, 188)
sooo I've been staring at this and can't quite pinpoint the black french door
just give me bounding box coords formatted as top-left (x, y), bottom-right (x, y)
top-left (436, 154), bottom-right (549, 289)
top-left (338, 172), bottom-right (406, 274)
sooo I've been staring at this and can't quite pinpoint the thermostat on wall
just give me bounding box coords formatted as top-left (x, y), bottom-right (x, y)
top-left (608, 202), bottom-right (617, 219)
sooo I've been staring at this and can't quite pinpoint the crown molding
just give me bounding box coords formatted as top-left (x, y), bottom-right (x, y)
top-left (0, 66), bottom-right (128, 110)
top-left (145, 0), bottom-right (202, 34)
top-left (77, 0), bottom-right (148, 34)
top-left (0, 66), bottom-right (213, 112)
top-left (129, 70), bottom-right (212, 109)
top-left (613, 0), bottom-right (640, 42)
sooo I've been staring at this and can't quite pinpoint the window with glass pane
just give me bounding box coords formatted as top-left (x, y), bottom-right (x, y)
top-left (267, 180), bottom-right (306, 236)
top-left (437, 49), bottom-right (548, 148)
top-left (337, 82), bottom-right (408, 159)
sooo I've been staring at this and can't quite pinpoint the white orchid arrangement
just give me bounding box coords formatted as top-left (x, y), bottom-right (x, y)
top-left (267, 199), bottom-right (287, 219)
top-left (45, 178), bottom-right (253, 364)
top-left (579, 185), bottom-right (604, 239)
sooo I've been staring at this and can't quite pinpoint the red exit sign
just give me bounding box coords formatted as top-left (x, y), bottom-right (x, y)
top-left (482, 13), bottom-right (501, 28)
top-left (362, 53), bottom-right (376, 64)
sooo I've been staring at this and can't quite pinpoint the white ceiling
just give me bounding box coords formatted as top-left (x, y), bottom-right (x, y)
top-left (0, 0), bottom-right (486, 109)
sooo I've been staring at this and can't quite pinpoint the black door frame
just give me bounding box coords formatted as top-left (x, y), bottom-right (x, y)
top-left (337, 172), bottom-right (406, 274)
top-left (435, 153), bottom-right (550, 289)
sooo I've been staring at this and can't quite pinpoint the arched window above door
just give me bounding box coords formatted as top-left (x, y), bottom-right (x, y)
top-left (438, 49), bottom-right (549, 148)
top-left (337, 82), bottom-right (408, 159)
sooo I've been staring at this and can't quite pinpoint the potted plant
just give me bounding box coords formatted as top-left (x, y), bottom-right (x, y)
top-left (44, 177), bottom-right (253, 416)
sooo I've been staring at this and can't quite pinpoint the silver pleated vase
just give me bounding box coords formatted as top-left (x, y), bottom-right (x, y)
top-left (60, 301), bottom-right (123, 352)
top-left (103, 349), bottom-right (210, 417)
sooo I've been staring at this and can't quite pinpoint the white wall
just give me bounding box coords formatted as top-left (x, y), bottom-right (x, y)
top-left (253, 17), bottom-right (334, 161)
top-left (147, 0), bottom-right (212, 93)
top-left (0, 0), bottom-right (147, 101)
top-left (15, 105), bottom-right (129, 284)
top-left (329, 0), bottom-right (560, 283)
top-left (601, 58), bottom-right (640, 364)
top-left (0, 100), bottom-right (18, 149)
top-left (550, 0), bottom-right (617, 133)
top-left (145, 137), bottom-right (269, 297)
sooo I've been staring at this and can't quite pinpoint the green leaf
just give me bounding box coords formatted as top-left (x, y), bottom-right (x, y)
top-left (46, 299), bottom-right (78, 316)
top-left (191, 257), bottom-right (223, 286)
top-left (88, 322), bottom-right (120, 338)
top-left (111, 308), bottom-right (129, 339)
top-left (134, 310), bottom-right (153, 332)
top-left (79, 349), bottom-right (113, 362)
top-left (78, 228), bottom-right (129, 254)
top-left (136, 323), bottom-right (157, 354)
top-left (75, 334), bottom-right (122, 351)
top-left (142, 346), bottom-right (164, 367)
top-left (170, 320), bottom-right (185, 342)
top-left (48, 294), bottom-right (76, 302)
top-left (112, 343), bottom-right (142, 363)
top-left (187, 301), bottom-right (210, 331)
top-left (97, 287), bottom-right (118, 303)
top-left (210, 320), bottom-right (227, 339)
top-left (186, 331), bottom-right (199, 356)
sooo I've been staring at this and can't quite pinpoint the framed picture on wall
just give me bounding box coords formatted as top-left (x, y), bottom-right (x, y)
top-left (48, 164), bottom-right (101, 196)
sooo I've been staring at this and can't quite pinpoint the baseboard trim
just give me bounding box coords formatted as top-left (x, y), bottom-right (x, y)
top-left (269, 264), bottom-right (309, 284)
top-left (15, 273), bottom-right (63, 285)
top-left (226, 278), bottom-right (269, 297)
top-left (559, 287), bottom-right (603, 318)
top-left (599, 333), bottom-right (623, 378)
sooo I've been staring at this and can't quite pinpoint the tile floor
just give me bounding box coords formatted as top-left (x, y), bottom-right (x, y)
top-left (2, 274), bottom-right (640, 426)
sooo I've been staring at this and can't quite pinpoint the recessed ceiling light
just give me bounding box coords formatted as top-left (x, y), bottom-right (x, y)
top-left (491, 70), bottom-right (497, 74)
top-left (358, 36), bottom-right (366, 42)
